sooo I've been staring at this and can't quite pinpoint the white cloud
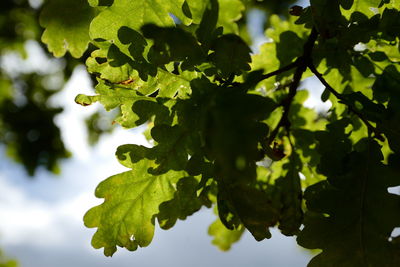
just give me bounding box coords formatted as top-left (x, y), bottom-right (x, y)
top-left (0, 176), bottom-right (62, 246)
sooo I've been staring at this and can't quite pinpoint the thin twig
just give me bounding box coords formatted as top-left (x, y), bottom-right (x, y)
top-left (307, 64), bottom-right (344, 99)
top-left (308, 63), bottom-right (385, 141)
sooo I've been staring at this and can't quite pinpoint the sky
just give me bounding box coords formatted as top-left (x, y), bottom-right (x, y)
top-left (0, 1), bottom-right (326, 266)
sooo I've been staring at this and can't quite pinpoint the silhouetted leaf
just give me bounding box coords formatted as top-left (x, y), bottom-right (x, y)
top-left (298, 139), bottom-right (400, 267)
top-left (142, 24), bottom-right (205, 69)
top-left (208, 34), bottom-right (251, 79)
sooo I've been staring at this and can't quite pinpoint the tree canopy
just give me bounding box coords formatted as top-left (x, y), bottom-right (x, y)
top-left (1, 0), bottom-right (400, 266)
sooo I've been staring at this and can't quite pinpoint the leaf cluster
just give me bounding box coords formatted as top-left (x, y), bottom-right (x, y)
top-left (36, 0), bottom-right (400, 265)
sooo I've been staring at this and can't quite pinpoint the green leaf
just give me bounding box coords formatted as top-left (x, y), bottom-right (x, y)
top-left (77, 69), bottom-right (196, 128)
top-left (156, 176), bottom-right (203, 229)
top-left (372, 64), bottom-right (400, 103)
top-left (198, 82), bottom-right (280, 240)
top-left (186, 0), bottom-right (244, 34)
top-left (217, 0), bottom-right (245, 34)
top-left (341, 0), bottom-right (382, 18)
top-left (209, 34), bottom-right (252, 78)
top-left (76, 79), bottom-right (151, 128)
top-left (275, 31), bottom-right (305, 66)
top-left (219, 184), bottom-right (279, 240)
top-left (142, 24), bottom-right (206, 69)
top-left (251, 15), bottom-right (309, 90)
top-left (274, 153), bottom-right (303, 236)
top-left (86, 44), bottom-right (140, 86)
top-left (84, 159), bottom-right (188, 256)
top-left (86, 40), bottom-right (196, 98)
top-left (321, 88), bottom-right (331, 102)
top-left (310, 0), bottom-right (343, 38)
top-left (87, 0), bottom-right (195, 86)
top-left (371, 66), bottom-right (400, 152)
top-left (368, 51), bottom-right (388, 61)
top-left (75, 94), bottom-right (99, 106)
top-left (291, 129), bottom-right (326, 187)
top-left (289, 90), bottom-right (327, 130)
top-left (251, 42), bottom-right (280, 91)
top-left (379, 98), bottom-right (400, 153)
top-left (88, 0), bottom-right (114, 7)
top-left (148, 124), bottom-right (193, 173)
top-left (39, 0), bottom-right (95, 57)
top-left (379, 8), bottom-right (400, 40)
top-left (353, 56), bottom-right (375, 77)
top-left (193, 0), bottom-right (220, 47)
top-left (339, 0), bottom-right (354, 10)
top-left (342, 91), bottom-right (386, 122)
top-left (89, 0), bottom-right (188, 44)
top-left (115, 124), bottom-right (195, 175)
top-left (315, 119), bottom-right (353, 176)
top-left (208, 217), bottom-right (245, 251)
top-left (298, 137), bottom-right (400, 266)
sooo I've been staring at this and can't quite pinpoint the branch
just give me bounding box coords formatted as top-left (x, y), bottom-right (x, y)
top-left (308, 63), bottom-right (385, 141)
top-left (259, 61), bottom-right (300, 81)
top-left (267, 28), bottom-right (319, 145)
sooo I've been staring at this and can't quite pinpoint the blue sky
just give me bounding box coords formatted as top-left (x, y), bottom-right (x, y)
top-left (0, 1), bottom-right (325, 266)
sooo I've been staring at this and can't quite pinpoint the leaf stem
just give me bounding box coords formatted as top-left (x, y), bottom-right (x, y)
top-left (308, 63), bottom-right (385, 141)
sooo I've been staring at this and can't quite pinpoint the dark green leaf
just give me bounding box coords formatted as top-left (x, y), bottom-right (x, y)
top-left (142, 24), bottom-right (206, 69)
top-left (275, 153), bottom-right (303, 236)
top-left (321, 88), bottom-right (331, 102)
top-left (156, 176), bottom-right (203, 229)
top-left (343, 92), bottom-right (386, 122)
top-left (298, 139), bottom-right (400, 267)
top-left (209, 34), bottom-right (252, 79)
top-left (339, 0), bottom-right (354, 10)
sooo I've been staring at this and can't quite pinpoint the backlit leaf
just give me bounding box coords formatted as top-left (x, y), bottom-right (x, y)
top-left (40, 0), bottom-right (95, 57)
top-left (84, 159), bottom-right (188, 256)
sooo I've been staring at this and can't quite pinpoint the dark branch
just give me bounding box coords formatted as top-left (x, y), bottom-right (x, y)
top-left (308, 63), bottom-right (385, 141)
top-left (267, 27), bottom-right (319, 145)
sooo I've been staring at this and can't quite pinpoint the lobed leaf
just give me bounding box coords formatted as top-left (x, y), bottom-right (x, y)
top-left (40, 0), bottom-right (95, 58)
top-left (84, 159), bottom-right (189, 256)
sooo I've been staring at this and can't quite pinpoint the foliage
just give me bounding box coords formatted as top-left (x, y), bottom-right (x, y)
top-left (0, 0), bottom-right (114, 175)
top-left (0, 0), bottom-right (69, 175)
top-left (19, 0), bottom-right (400, 265)
top-left (0, 73), bottom-right (70, 175)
